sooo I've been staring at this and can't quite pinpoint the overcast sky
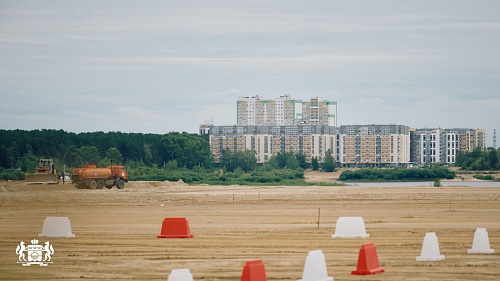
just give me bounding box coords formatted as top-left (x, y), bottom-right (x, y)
top-left (1, 1), bottom-right (499, 146)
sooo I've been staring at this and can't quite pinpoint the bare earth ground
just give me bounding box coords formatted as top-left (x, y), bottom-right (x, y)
top-left (1, 171), bottom-right (499, 280)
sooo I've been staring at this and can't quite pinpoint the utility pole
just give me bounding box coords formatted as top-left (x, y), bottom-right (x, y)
top-left (494, 129), bottom-right (497, 149)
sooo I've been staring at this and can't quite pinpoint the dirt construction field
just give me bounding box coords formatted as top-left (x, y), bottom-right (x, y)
top-left (1, 172), bottom-right (499, 280)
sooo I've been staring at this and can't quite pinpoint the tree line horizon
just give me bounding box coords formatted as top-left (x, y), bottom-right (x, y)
top-left (0, 129), bottom-right (498, 182)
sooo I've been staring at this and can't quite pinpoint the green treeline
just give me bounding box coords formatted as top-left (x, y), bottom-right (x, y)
top-left (0, 129), bottom-right (212, 170)
top-left (130, 164), bottom-right (307, 186)
top-left (339, 167), bottom-right (456, 181)
top-left (0, 129), bottom-right (212, 180)
top-left (0, 167), bottom-right (26, 180)
top-left (5, 129), bottom-right (489, 183)
top-left (0, 129), bottom-right (334, 184)
top-left (455, 147), bottom-right (500, 170)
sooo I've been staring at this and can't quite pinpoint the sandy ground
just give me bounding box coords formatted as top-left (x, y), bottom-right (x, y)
top-left (1, 171), bottom-right (499, 280)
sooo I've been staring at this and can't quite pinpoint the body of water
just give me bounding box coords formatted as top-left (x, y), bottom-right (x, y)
top-left (345, 181), bottom-right (500, 188)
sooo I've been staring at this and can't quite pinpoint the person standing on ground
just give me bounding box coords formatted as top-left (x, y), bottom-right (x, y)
top-left (60, 171), bottom-right (65, 184)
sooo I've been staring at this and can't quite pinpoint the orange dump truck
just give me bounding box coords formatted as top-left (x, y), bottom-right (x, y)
top-left (71, 164), bottom-right (128, 189)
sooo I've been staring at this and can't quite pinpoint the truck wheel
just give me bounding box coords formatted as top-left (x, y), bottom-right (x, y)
top-left (96, 180), bottom-right (104, 189)
top-left (117, 179), bottom-right (125, 189)
top-left (89, 180), bottom-right (97, 189)
top-left (105, 185), bottom-right (112, 189)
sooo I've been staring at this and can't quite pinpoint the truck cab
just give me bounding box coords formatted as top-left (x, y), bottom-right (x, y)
top-left (108, 165), bottom-right (128, 182)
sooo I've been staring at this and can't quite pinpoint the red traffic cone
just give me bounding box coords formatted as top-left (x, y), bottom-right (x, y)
top-left (351, 242), bottom-right (384, 275)
top-left (157, 218), bottom-right (194, 238)
top-left (240, 259), bottom-right (267, 281)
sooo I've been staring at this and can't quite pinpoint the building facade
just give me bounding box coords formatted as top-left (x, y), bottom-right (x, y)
top-left (199, 118), bottom-right (213, 135)
top-left (236, 96), bottom-right (337, 127)
top-left (210, 125), bottom-right (338, 164)
top-left (411, 128), bottom-right (487, 165)
top-left (302, 97), bottom-right (338, 126)
top-left (209, 124), bottom-right (412, 167)
top-left (208, 96), bottom-right (487, 167)
top-left (338, 125), bottom-right (411, 167)
top-left (237, 95), bottom-right (303, 126)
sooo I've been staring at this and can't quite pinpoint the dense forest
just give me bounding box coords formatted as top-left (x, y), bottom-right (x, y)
top-left (0, 129), bottom-right (215, 181)
top-left (0, 129), bottom-right (211, 170)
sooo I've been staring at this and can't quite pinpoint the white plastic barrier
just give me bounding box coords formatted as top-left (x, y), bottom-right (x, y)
top-left (468, 228), bottom-right (495, 254)
top-left (416, 232), bottom-right (444, 261)
top-left (331, 216), bottom-right (369, 238)
top-left (167, 268), bottom-right (194, 281)
top-left (298, 249), bottom-right (334, 281)
top-left (38, 217), bottom-right (75, 238)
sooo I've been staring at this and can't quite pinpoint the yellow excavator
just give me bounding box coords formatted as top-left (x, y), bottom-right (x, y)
top-left (25, 159), bottom-right (59, 184)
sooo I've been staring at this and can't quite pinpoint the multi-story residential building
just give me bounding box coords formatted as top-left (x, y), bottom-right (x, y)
top-left (210, 124), bottom-right (411, 167)
top-left (458, 129), bottom-right (486, 151)
top-left (338, 125), bottom-right (411, 167)
top-left (236, 96), bottom-right (337, 127)
top-left (414, 129), bottom-right (446, 165)
top-left (237, 95), bottom-right (303, 126)
top-left (411, 128), bottom-right (487, 165)
top-left (199, 118), bottom-right (213, 135)
top-left (207, 96), bottom-right (487, 167)
top-left (302, 97), bottom-right (338, 126)
top-left (209, 124), bottom-right (487, 167)
top-left (210, 125), bottom-right (338, 164)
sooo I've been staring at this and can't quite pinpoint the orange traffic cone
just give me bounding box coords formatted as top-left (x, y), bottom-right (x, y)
top-left (240, 259), bottom-right (267, 281)
top-left (157, 217), bottom-right (194, 238)
top-left (351, 242), bottom-right (384, 275)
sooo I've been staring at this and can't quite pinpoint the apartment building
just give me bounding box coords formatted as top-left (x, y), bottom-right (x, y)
top-left (208, 124), bottom-right (489, 167)
top-left (411, 128), bottom-right (487, 165)
top-left (459, 129), bottom-right (486, 151)
top-left (209, 124), bottom-right (411, 167)
top-left (338, 125), bottom-right (411, 167)
top-left (206, 95), bottom-right (487, 166)
top-left (302, 97), bottom-right (338, 126)
top-left (210, 125), bottom-right (338, 164)
top-left (198, 118), bottom-right (213, 135)
top-left (236, 95), bottom-right (303, 126)
top-left (236, 95), bottom-right (337, 126)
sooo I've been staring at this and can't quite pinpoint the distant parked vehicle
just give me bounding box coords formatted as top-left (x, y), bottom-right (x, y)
top-left (71, 164), bottom-right (128, 189)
